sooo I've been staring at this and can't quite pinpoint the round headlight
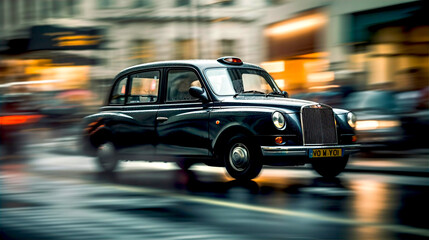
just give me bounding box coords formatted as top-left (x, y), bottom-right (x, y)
top-left (272, 112), bottom-right (286, 130)
top-left (347, 112), bottom-right (357, 128)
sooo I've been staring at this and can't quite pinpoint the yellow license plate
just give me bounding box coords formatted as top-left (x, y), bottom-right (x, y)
top-left (309, 148), bottom-right (342, 158)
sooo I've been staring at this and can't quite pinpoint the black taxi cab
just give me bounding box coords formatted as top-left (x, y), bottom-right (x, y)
top-left (82, 57), bottom-right (359, 180)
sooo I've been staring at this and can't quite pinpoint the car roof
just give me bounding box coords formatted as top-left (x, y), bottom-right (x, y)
top-left (114, 59), bottom-right (264, 80)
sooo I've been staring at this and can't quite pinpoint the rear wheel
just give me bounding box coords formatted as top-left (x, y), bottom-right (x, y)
top-left (224, 135), bottom-right (262, 180)
top-left (312, 155), bottom-right (349, 178)
top-left (97, 141), bottom-right (119, 172)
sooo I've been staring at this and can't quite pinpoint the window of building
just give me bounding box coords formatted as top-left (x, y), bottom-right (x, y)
top-left (52, 0), bottom-right (63, 18)
top-left (109, 77), bottom-right (128, 105)
top-left (97, 0), bottom-right (113, 9)
top-left (41, 0), bottom-right (51, 19)
top-left (266, 0), bottom-right (287, 6)
top-left (0, 0), bottom-right (4, 29)
top-left (11, 0), bottom-right (18, 24)
top-left (220, 39), bottom-right (235, 56)
top-left (130, 40), bottom-right (155, 64)
top-left (176, 0), bottom-right (191, 7)
top-left (25, 0), bottom-right (35, 22)
top-left (174, 39), bottom-right (197, 59)
top-left (127, 71), bottom-right (160, 104)
top-left (134, 0), bottom-right (152, 8)
top-left (219, 0), bottom-right (234, 7)
top-left (167, 69), bottom-right (202, 102)
top-left (66, 0), bottom-right (79, 16)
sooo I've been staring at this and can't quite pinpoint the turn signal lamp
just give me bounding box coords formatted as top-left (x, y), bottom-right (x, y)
top-left (275, 137), bottom-right (284, 145)
top-left (217, 56), bottom-right (243, 65)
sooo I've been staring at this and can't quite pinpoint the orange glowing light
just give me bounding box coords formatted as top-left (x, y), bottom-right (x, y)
top-left (266, 13), bottom-right (327, 36)
top-left (56, 40), bottom-right (100, 47)
top-left (352, 135), bottom-right (357, 142)
top-left (275, 137), bottom-right (283, 144)
top-left (55, 35), bottom-right (102, 41)
top-left (216, 120), bottom-right (220, 125)
top-left (0, 115), bottom-right (41, 125)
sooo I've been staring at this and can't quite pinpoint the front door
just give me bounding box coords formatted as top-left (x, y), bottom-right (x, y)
top-left (156, 68), bottom-right (211, 158)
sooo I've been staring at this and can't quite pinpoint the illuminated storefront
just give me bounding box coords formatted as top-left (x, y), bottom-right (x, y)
top-left (262, 1), bottom-right (428, 94)
top-left (0, 24), bottom-right (103, 94)
top-left (348, 3), bottom-right (428, 91)
top-left (262, 11), bottom-right (331, 94)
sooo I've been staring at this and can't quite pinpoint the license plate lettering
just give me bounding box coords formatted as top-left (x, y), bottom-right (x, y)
top-left (310, 148), bottom-right (342, 158)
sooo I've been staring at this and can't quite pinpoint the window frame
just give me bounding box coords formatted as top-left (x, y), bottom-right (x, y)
top-left (108, 75), bottom-right (129, 106)
top-left (164, 67), bottom-right (206, 104)
top-left (126, 69), bottom-right (162, 105)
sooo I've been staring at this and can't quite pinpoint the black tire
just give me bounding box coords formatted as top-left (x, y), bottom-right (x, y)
top-left (312, 155), bottom-right (349, 178)
top-left (224, 134), bottom-right (262, 181)
top-left (96, 141), bottom-right (119, 172)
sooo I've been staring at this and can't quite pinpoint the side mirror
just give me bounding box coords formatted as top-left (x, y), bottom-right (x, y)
top-left (189, 86), bottom-right (209, 102)
top-left (282, 91), bottom-right (289, 98)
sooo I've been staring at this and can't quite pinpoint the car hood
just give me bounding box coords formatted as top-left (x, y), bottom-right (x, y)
top-left (220, 96), bottom-right (324, 113)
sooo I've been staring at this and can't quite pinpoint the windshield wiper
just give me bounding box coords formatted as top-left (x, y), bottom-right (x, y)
top-left (234, 90), bottom-right (266, 98)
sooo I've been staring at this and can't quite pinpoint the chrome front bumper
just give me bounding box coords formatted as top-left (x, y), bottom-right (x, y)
top-left (261, 144), bottom-right (360, 157)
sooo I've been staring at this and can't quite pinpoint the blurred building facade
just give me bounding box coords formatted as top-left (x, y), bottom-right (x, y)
top-left (0, 0), bottom-right (427, 100)
top-left (0, 0), bottom-right (281, 99)
top-left (262, 0), bottom-right (428, 95)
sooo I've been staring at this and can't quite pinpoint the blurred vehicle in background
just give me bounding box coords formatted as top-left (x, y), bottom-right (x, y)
top-left (37, 89), bottom-right (99, 128)
top-left (0, 93), bottom-right (41, 156)
top-left (343, 90), bottom-right (422, 151)
top-left (395, 87), bottom-right (429, 149)
top-left (293, 87), bottom-right (429, 152)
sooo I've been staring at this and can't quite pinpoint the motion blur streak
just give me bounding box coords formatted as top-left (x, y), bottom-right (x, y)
top-left (0, 115), bottom-right (41, 125)
top-left (23, 170), bottom-right (429, 238)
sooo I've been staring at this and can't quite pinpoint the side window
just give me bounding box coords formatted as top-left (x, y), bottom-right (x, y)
top-left (167, 69), bottom-right (202, 102)
top-left (110, 77), bottom-right (128, 105)
top-left (127, 71), bottom-right (160, 104)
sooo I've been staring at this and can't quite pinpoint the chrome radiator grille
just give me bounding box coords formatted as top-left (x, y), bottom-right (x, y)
top-left (301, 105), bottom-right (337, 145)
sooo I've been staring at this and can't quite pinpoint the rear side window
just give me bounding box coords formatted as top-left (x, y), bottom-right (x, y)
top-left (127, 71), bottom-right (160, 104)
top-left (110, 77), bottom-right (128, 105)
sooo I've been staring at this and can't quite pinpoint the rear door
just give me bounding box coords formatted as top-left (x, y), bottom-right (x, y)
top-left (114, 70), bottom-right (161, 159)
top-left (156, 68), bottom-right (211, 158)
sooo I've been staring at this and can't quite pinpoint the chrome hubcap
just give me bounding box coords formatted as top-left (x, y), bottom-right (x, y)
top-left (229, 143), bottom-right (249, 172)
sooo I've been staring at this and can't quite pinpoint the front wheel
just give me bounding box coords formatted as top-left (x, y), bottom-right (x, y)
top-left (97, 141), bottom-right (119, 172)
top-left (224, 135), bottom-right (262, 181)
top-left (312, 155), bottom-right (349, 178)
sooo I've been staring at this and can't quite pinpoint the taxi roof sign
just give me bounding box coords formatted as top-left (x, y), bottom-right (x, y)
top-left (217, 56), bottom-right (243, 65)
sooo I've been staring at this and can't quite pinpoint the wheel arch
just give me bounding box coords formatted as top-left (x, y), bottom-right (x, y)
top-left (212, 125), bottom-right (256, 162)
top-left (88, 126), bottom-right (114, 151)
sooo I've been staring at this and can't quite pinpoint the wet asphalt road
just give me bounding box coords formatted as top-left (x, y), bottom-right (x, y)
top-left (1, 145), bottom-right (429, 239)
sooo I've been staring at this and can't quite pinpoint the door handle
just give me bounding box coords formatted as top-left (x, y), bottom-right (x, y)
top-left (156, 116), bottom-right (169, 122)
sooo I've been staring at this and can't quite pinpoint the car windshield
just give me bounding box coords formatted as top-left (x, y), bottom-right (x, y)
top-left (205, 68), bottom-right (280, 96)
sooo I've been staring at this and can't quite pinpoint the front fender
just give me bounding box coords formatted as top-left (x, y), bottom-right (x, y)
top-left (209, 107), bottom-right (276, 151)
